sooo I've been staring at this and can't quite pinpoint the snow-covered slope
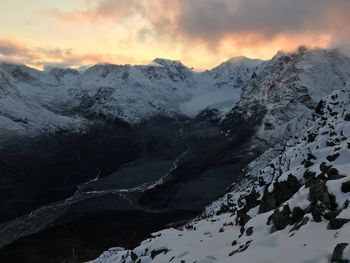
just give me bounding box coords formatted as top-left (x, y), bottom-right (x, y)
top-left (89, 89), bottom-right (350, 263)
top-left (181, 56), bottom-right (262, 116)
top-left (0, 64), bottom-right (85, 136)
top-left (211, 56), bottom-right (261, 89)
top-left (223, 48), bottom-right (350, 147)
top-left (68, 57), bottom-right (261, 121)
top-left (1, 48), bottom-right (349, 140)
top-left (0, 57), bottom-right (261, 135)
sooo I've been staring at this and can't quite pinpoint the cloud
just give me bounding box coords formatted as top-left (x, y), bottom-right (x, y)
top-left (4, 0), bottom-right (350, 69)
top-left (48, 0), bottom-right (350, 54)
top-left (0, 39), bottom-right (32, 58)
top-left (172, 0), bottom-right (321, 41)
top-left (49, 0), bottom-right (141, 23)
top-left (143, 0), bottom-right (350, 49)
top-left (0, 38), bottom-right (136, 69)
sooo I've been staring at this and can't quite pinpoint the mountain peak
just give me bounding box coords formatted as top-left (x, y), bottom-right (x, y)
top-left (211, 55), bottom-right (262, 76)
top-left (227, 56), bottom-right (254, 63)
top-left (152, 58), bottom-right (187, 68)
top-left (217, 56), bottom-right (263, 69)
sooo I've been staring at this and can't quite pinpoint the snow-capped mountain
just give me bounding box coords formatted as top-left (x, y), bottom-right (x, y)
top-left (0, 57), bottom-right (260, 136)
top-left (90, 89), bottom-right (350, 263)
top-left (0, 64), bottom-right (85, 137)
top-left (2, 48), bottom-right (348, 141)
top-left (223, 47), bottom-right (350, 146)
top-left (1, 47), bottom-right (350, 263)
top-left (210, 56), bottom-right (261, 89)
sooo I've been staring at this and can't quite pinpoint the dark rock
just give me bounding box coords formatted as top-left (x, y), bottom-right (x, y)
top-left (315, 100), bottom-right (325, 115)
top-left (341, 180), bottom-right (350, 193)
top-left (327, 153), bottom-right (340, 162)
top-left (307, 153), bottom-right (317, 161)
top-left (259, 187), bottom-right (277, 213)
top-left (236, 209), bottom-right (252, 227)
top-left (130, 251), bottom-right (138, 262)
top-left (324, 210), bottom-right (340, 221)
top-left (259, 175), bottom-right (301, 213)
top-left (79, 94), bottom-right (96, 109)
top-left (304, 170), bottom-right (317, 187)
top-left (331, 243), bottom-right (349, 263)
top-left (328, 194), bottom-right (338, 211)
top-left (239, 226), bottom-right (245, 237)
top-left (268, 205), bottom-right (292, 231)
top-left (304, 160), bottom-right (314, 168)
top-left (345, 113), bottom-right (350, 121)
top-left (229, 249), bottom-right (240, 257)
top-left (151, 248), bottom-right (169, 259)
top-left (216, 203), bottom-right (231, 215)
top-left (309, 179), bottom-right (331, 208)
top-left (235, 189), bottom-right (260, 226)
top-left (308, 203), bottom-right (324, 222)
top-left (290, 216), bottom-right (309, 232)
top-left (291, 207), bottom-right (305, 223)
top-left (307, 133), bottom-right (317, 143)
top-left (327, 141), bottom-right (337, 147)
top-left (246, 227), bottom-right (254, 236)
top-left (244, 189), bottom-right (261, 209)
top-left (326, 167), bottom-right (345, 181)
top-left (229, 241), bottom-right (251, 256)
top-left (328, 218), bottom-right (350, 230)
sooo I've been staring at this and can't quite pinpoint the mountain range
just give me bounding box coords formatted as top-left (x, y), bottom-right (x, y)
top-left (0, 47), bottom-right (350, 263)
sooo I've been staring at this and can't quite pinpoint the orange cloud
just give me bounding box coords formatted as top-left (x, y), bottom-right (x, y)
top-left (0, 38), bottom-right (136, 70)
top-left (0, 38), bottom-right (30, 56)
top-left (4, 0), bottom-right (350, 69)
top-left (49, 0), bottom-right (141, 24)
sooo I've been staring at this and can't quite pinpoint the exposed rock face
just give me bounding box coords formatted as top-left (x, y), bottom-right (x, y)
top-left (331, 243), bottom-right (349, 263)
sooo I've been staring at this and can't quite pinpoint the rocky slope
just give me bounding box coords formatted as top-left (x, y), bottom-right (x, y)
top-left (90, 89), bottom-right (350, 263)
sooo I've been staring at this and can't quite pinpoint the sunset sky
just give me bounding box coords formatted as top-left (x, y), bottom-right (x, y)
top-left (0, 0), bottom-right (349, 70)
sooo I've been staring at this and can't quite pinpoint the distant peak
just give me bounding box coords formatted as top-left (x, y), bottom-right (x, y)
top-left (152, 58), bottom-right (186, 68)
top-left (226, 56), bottom-right (251, 63)
top-left (0, 62), bottom-right (37, 71)
top-left (274, 46), bottom-right (334, 60)
top-left (48, 67), bottom-right (80, 76)
top-left (213, 56), bottom-right (263, 70)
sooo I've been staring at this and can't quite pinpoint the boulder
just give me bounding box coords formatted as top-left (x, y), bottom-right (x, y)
top-left (331, 243), bottom-right (349, 263)
top-left (268, 205), bottom-right (292, 231)
top-left (259, 175), bottom-right (301, 213)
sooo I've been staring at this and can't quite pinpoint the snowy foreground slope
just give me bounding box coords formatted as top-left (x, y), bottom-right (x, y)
top-left (90, 90), bottom-right (350, 263)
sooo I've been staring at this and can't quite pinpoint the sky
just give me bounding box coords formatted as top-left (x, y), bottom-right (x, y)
top-left (0, 0), bottom-right (349, 70)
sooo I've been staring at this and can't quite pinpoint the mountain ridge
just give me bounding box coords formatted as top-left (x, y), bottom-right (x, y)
top-left (1, 47), bottom-right (350, 262)
top-left (0, 47), bottom-right (348, 137)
